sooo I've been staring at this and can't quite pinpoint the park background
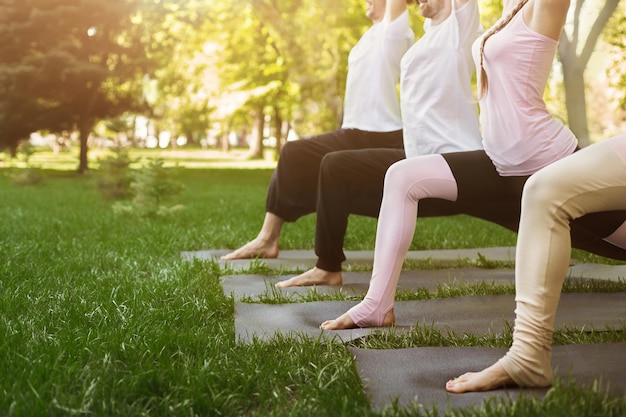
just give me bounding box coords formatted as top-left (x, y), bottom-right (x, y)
top-left (0, 1), bottom-right (625, 416)
top-left (0, 0), bottom-right (625, 170)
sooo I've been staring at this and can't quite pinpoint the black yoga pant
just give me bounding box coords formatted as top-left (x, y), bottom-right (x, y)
top-left (443, 150), bottom-right (626, 261)
top-left (313, 149), bottom-right (626, 272)
top-left (315, 148), bottom-right (463, 271)
top-left (265, 128), bottom-right (403, 222)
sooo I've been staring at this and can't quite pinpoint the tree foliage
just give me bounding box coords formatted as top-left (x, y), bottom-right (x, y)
top-left (203, 0), bottom-right (374, 157)
top-left (142, 0), bottom-right (215, 145)
top-left (0, 0), bottom-right (144, 171)
top-left (0, 0), bottom-right (193, 172)
top-left (604, 1), bottom-right (626, 112)
top-left (0, 0), bottom-right (623, 165)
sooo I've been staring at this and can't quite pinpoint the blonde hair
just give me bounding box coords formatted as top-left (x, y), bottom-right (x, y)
top-left (478, 0), bottom-right (529, 99)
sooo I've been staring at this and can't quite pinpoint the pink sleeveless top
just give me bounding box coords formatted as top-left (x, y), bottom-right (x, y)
top-left (473, 6), bottom-right (577, 176)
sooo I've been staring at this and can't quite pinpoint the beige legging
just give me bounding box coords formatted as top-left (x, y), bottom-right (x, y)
top-left (499, 136), bottom-right (626, 387)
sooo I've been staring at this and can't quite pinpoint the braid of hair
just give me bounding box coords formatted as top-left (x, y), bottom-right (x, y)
top-left (478, 0), bottom-right (529, 99)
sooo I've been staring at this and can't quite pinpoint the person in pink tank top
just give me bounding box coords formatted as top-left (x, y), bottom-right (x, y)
top-left (447, 134), bottom-right (626, 392)
top-left (319, 0), bottom-right (626, 335)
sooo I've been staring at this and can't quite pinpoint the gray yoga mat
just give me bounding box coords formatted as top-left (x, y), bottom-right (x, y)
top-left (568, 263), bottom-right (626, 281)
top-left (181, 247), bottom-right (517, 271)
top-left (234, 292), bottom-right (626, 343)
top-left (221, 268), bottom-right (517, 300)
top-left (349, 342), bottom-right (626, 414)
top-left (221, 267), bottom-right (622, 301)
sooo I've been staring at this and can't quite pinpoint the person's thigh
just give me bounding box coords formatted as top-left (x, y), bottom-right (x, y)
top-left (438, 151), bottom-right (527, 230)
top-left (442, 150), bottom-right (528, 202)
top-left (288, 128), bottom-right (403, 156)
top-left (321, 148), bottom-right (405, 217)
top-left (280, 129), bottom-right (350, 160)
top-left (525, 140), bottom-right (626, 258)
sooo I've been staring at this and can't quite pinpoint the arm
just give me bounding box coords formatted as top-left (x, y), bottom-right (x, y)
top-left (525, 0), bottom-right (570, 40)
top-left (453, 0), bottom-right (471, 10)
top-left (385, 0), bottom-right (408, 22)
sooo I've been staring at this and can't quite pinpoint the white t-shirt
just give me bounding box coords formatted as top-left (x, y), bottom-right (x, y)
top-left (401, 0), bottom-right (483, 158)
top-left (341, 10), bottom-right (414, 132)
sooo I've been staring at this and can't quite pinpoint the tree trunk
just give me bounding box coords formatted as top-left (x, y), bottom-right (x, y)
top-left (248, 104), bottom-right (264, 159)
top-left (9, 142), bottom-right (18, 158)
top-left (77, 119), bottom-right (93, 173)
top-left (221, 120), bottom-right (230, 152)
top-left (562, 63), bottom-right (590, 147)
top-left (221, 132), bottom-right (230, 152)
top-left (557, 0), bottom-right (620, 148)
top-left (273, 105), bottom-right (283, 159)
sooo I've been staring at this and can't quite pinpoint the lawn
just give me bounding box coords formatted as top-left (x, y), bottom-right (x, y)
top-left (0, 148), bottom-right (624, 416)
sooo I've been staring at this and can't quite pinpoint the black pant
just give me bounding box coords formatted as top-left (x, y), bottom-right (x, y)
top-left (265, 128), bottom-right (404, 221)
top-left (314, 149), bottom-right (626, 272)
top-left (314, 149), bottom-right (463, 271)
top-left (443, 150), bottom-right (626, 261)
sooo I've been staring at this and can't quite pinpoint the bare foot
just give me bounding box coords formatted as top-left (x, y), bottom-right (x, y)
top-left (320, 308), bottom-right (395, 330)
top-left (221, 238), bottom-right (279, 260)
top-left (445, 361), bottom-right (515, 393)
top-left (275, 267), bottom-right (342, 288)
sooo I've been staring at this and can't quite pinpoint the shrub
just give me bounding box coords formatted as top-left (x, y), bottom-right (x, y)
top-left (95, 146), bottom-right (134, 200)
top-left (112, 157), bottom-right (185, 218)
top-left (8, 142), bottom-right (45, 186)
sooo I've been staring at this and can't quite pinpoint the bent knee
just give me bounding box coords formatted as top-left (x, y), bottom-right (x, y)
top-left (321, 151), bottom-right (349, 172)
top-left (279, 140), bottom-right (304, 159)
top-left (523, 169), bottom-right (566, 207)
top-left (320, 150), bottom-right (368, 180)
top-left (384, 159), bottom-right (415, 190)
top-left (384, 155), bottom-right (455, 200)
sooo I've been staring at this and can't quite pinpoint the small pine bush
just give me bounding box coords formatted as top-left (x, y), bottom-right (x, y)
top-left (9, 142), bottom-right (45, 186)
top-left (95, 146), bottom-right (134, 200)
top-left (113, 157), bottom-right (185, 218)
top-left (10, 167), bottom-right (45, 186)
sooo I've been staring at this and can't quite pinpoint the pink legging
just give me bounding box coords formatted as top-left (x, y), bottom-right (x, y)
top-left (498, 135), bottom-right (626, 387)
top-left (347, 154), bottom-right (459, 326)
top-left (347, 141), bottom-right (626, 330)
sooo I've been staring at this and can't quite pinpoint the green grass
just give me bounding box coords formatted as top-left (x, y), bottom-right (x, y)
top-left (0, 153), bottom-right (625, 416)
top-left (244, 277), bottom-right (626, 304)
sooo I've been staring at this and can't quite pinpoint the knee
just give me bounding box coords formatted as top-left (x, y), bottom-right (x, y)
top-left (384, 159), bottom-right (415, 194)
top-left (278, 140), bottom-right (301, 161)
top-left (383, 155), bottom-right (457, 202)
top-left (521, 167), bottom-right (580, 226)
top-left (320, 151), bottom-right (351, 179)
top-left (522, 169), bottom-right (563, 208)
